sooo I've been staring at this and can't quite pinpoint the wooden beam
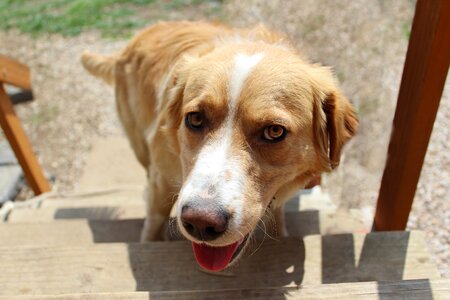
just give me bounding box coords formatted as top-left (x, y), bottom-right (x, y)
top-left (373, 0), bottom-right (450, 231)
top-left (0, 55), bottom-right (31, 90)
top-left (0, 84), bottom-right (50, 195)
top-left (0, 232), bottom-right (440, 294)
top-left (4, 279), bottom-right (450, 300)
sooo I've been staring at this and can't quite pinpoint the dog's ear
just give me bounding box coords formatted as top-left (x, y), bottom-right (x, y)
top-left (313, 90), bottom-right (358, 171)
top-left (164, 69), bottom-right (188, 130)
top-left (163, 54), bottom-right (199, 129)
top-left (81, 51), bottom-right (117, 85)
top-left (160, 56), bottom-right (196, 154)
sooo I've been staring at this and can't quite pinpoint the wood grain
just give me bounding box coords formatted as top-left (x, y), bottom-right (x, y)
top-left (0, 231), bottom-right (439, 295)
top-left (1, 211), bottom-right (366, 245)
top-left (2, 279), bottom-right (449, 300)
top-left (374, 0), bottom-right (450, 230)
top-left (0, 85), bottom-right (50, 195)
top-left (0, 55), bottom-right (31, 90)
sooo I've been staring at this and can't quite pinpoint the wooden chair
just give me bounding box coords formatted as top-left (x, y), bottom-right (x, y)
top-left (0, 55), bottom-right (51, 195)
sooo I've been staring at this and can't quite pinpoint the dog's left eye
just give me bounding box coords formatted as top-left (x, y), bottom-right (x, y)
top-left (185, 112), bottom-right (204, 130)
top-left (263, 125), bottom-right (286, 142)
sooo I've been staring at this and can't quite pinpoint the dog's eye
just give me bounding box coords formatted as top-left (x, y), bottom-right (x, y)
top-left (263, 125), bottom-right (286, 142)
top-left (185, 112), bottom-right (204, 130)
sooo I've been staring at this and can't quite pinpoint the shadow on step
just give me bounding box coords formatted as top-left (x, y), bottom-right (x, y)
top-left (321, 231), bottom-right (433, 299)
top-left (126, 237), bottom-right (304, 299)
top-left (87, 219), bottom-right (143, 243)
top-left (55, 207), bottom-right (128, 220)
top-left (71, 209), bottom-right (432, 299)
top-left (322, 231), bottom-right (409, 283)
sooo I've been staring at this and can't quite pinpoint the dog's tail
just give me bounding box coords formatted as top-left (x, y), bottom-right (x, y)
top-left (81, 51), bottom-right (117, 85)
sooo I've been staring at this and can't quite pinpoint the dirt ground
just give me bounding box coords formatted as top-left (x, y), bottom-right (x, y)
top-left (0, 0), bottom-right (448, 276)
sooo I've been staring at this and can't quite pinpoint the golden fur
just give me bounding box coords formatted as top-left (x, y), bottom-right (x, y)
top-left (81, 21), bottom-right (358, 245)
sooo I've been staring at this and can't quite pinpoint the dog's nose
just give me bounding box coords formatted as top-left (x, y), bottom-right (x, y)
top-left (181, 204), bottom-right (229, 241)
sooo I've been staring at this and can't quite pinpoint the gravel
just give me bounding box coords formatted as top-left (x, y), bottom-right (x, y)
top-left (0, 0), bottom-right (448, 277)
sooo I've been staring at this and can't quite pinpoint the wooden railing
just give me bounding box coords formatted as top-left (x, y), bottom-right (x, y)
top-left (373, 0), bottom-right (450, 231)
top-left (0, 55), bottom-right (51, 195)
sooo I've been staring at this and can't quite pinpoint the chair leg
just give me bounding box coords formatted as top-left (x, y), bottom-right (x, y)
top-left (0, 84), bottom-right (50, 195)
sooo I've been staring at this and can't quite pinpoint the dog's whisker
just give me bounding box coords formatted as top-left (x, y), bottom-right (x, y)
top-left (256, 213), bottom-right (278, 242)
top-left (248, 227), bottom-right (266, 258)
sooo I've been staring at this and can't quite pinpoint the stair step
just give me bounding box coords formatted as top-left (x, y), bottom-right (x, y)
top-left (0, 231), bottom-right (439, 296)
top-left (3, 210), bottom-right (367, 244)
top-left (41, 188), bottom-right (145, 208)
top-left (2, 279), bottom-right (449, 299)
top-left (7, 205), bottom-right (146, 222)
top-left (77, 137), bottom-right (146, 191)
top-left (0, 219), bottom-right (144, 245)
top-left (285, 186), bottom-right (337, 212)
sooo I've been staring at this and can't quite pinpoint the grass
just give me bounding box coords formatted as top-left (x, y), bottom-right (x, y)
top-left (28, 105), bottom-right (59, 127)
top-left (402, 21), bottom-right (411, 41)
top-left (0, 0), bottom-right (221, 37)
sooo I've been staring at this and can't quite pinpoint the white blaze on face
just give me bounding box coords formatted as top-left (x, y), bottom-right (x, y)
top-left (229, 53), bottom-right (264, 106)
top-left (178, 53), bottom-right (264, 232)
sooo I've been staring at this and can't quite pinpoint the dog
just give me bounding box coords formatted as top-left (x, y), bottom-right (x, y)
top-left (81, 21), bottom-right (358, 272)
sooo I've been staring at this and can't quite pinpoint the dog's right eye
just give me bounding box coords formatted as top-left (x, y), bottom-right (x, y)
top-left (185, 112), bottom-right (204, 130)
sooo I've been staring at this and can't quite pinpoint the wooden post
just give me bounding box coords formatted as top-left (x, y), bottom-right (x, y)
top-left (0, 56), bottom-right (51, 195)
top-left (373, 0), bottom-right (450, 231)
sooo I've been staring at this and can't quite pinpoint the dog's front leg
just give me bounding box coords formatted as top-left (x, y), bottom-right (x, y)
top-left (140, 171), bottom-right (176, 242)
top-left (273, 205), bottom-right (288, 237)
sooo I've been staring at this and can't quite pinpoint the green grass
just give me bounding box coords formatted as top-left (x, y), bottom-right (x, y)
top-left (28, 104), bottom-right (59, 127)
top-left (402, 21), bottom-right (411, 41)
top-left (0, 0), bottom-right (220, 37)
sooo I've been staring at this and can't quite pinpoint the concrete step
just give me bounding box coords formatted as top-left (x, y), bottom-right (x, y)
top-left (2, 279), bottom-right (449, 299)
top-left (0, 231), bottom-right (440, 296)
top-left (0, 210), bottom-right (368, 246)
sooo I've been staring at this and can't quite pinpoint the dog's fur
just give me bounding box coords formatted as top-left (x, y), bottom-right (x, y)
top-left (82, 21), bottom-right (358, 248)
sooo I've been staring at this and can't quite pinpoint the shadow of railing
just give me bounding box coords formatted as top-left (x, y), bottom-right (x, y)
top-left (87, 219), bottom-right (143, 243)
top-left (321, 231), bottom-right (434, 299)
top-left (126, 237), bottom-right (304, 300)
top-left (73, 206), bottom-right (434, 299)
top-left (120, 213), bottom-right (305, 299)
top-left (376, 279), bottom-right (434, 300)
top-left (54, 207), bottom-right (126, 220)
top-left (322, 231), bottom-right (409, 283)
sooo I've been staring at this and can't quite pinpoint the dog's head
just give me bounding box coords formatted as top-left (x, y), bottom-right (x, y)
top-left (164, 43), bottom-right (358, 271)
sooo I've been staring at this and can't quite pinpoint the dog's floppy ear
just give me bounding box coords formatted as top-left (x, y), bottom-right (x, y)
top-left (163, 54), bottom-right (199, 129)
top-left (81, 51), bottom-right (117, 85)
top-left (165, 74), bottom-right (186, 129)
top-left (314, 90), bottom-right (358, 171)
top-left (160, 56), bottom-right (196, 154)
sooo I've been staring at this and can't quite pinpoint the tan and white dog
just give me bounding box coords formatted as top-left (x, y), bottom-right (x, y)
top-left (81, 21), bottom-right (358, 272)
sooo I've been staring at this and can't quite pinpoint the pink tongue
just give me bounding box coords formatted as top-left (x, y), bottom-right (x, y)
top-left (192, 241), bottom-right (239, 272)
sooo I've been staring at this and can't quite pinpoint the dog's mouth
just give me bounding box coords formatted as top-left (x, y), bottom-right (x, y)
top-left (192, 235), bottom-right (249, 272)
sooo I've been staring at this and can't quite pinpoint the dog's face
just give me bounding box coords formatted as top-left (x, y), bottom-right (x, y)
top-left (166, 44), bottom-right (358, 271)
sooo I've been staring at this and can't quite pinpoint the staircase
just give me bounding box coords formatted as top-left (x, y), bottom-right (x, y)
top-left (0, 137), bottom-right (448, 299)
